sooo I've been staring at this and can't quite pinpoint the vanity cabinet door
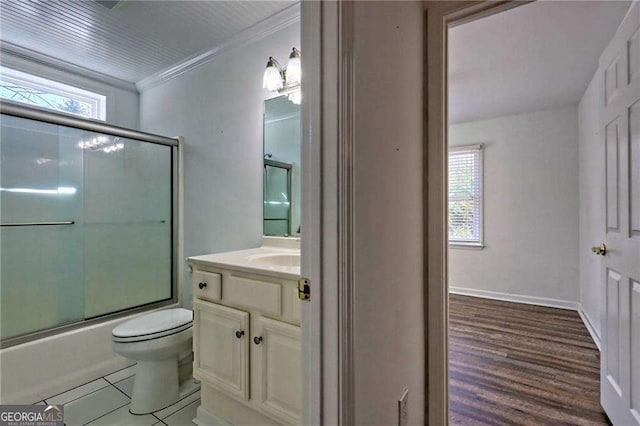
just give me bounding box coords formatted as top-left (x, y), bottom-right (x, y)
top-left (254, 316), bottom-right (302, 424)
top-left (193, 300), bottom-right (249, 401)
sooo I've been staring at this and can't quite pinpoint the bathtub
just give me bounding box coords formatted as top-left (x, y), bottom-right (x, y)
top-left (0, 303), bottom-right (180, 404)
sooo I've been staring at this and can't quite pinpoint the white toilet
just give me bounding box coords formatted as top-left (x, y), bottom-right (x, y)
top-left (112, 308), bottom-right (196, 414)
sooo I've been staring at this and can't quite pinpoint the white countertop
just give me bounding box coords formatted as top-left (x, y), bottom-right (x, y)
top-left (188, 238), bottom-right (301, 280)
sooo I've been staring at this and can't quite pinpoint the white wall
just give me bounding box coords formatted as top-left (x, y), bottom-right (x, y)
top-left (140, 23), bottom-right (300, 308)
top-left (578, 69), bottom-right (604, 339)
top-left (353, 2), bottom-right (424, 424)
top-left (449, 106), bottom-right (580, 304)
top-left (0, 51), bottom-right (139, 129)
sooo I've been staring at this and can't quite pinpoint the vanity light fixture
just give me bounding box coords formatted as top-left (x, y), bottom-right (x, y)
top-left (262, 57), bottom-right (285, 91)
top-left (285, 47), bottom-right (301, 85)
top-left (262, 47), bottom-right (302, 104)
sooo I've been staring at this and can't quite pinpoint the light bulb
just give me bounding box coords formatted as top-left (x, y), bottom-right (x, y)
top-left (263, 57), bottom-right (284, 91)
top-left (286, 48), bottom-right (301, 85)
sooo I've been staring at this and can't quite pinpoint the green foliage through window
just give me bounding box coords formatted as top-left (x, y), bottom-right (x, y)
top-left (449, 147), bottom-right (483, 244)
top-left (0, 69), bottom-right (104, 120)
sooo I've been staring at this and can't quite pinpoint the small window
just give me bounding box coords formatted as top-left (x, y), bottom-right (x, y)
top-left (448, 145), bottom-right (483, 247)
top-left (0, 67), bottom-right (106, 120)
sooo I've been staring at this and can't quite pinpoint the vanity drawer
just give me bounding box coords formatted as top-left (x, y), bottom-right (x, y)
top-left (194, 270), bottom-right (222, 301)
top-left (224, 276), bottom-right (281, 317)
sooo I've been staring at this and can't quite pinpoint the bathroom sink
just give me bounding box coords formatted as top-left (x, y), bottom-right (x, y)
top-left (246, 253), bottom-right (300, 268)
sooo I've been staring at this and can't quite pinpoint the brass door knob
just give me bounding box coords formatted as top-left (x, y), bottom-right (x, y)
top-left (591, 243), bottom-right (607, 256)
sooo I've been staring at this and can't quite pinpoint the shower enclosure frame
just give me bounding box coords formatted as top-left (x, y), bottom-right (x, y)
top-left (0, 101), bottom-right (181, 349)
top-left (263, 158), bottom-right (293, 236)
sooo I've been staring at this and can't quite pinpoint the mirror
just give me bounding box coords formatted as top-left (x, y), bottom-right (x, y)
top-left (263, 95), bottom-right (301, 237)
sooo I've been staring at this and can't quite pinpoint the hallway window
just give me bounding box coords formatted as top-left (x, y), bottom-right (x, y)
top-left (449, 145), bottom-right (483, 246)
top-left (0, 67), bottom-right (106, 120)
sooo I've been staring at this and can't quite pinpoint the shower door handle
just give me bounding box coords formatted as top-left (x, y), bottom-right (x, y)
top-left (0, 221), bottom-right (75, 227)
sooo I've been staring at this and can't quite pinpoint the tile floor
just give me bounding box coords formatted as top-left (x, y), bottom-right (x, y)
top-left (34, 364), bottom-right (201, 426)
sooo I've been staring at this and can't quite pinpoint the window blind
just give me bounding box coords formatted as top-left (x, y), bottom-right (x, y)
top-left (448, 145), bottom-right (483, 244)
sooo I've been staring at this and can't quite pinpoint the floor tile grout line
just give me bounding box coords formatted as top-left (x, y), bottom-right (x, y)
top-left (50, 382), bottom-right (113, 407)
top-left (103, 373), bottom-right (135, 387)
top-left (155, 387), bottom-right (201, 420)
top-left (162, 399), bottom-right (201, 424)
top-left (49, 377), bottom-right (199, 425)
top-left (112, 363), bottom-right (137, 373)
top-left (102, 365), bottom-right (137, 383)
top-left (44, 364), bottom-right (134, 404)
top-left (110, 381), bottom-right (133, 400)
top-left (79, 399), bottom-right (131, 426)
top-left (44, 377), bottom-right (110, 404)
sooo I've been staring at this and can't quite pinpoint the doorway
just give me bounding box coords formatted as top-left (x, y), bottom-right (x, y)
top-left (426, 1), bottom-right (639, 424)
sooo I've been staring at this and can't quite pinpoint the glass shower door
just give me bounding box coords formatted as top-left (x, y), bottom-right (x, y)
top-left (0, 116), bottom-right (85, 339)
top-left (1, 112), bottom-right (175, 345)
top-left (263, 162), bottom-right (292, 236)
top-left (81, 132), bottom-right (172, 318)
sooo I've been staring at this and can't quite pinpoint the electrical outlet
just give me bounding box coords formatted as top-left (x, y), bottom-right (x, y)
top-left (398, 388), bottom-right (408, 426)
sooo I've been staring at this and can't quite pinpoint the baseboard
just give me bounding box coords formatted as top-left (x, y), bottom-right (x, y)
top-left (194, 405), bottom-right (231, 426)
top-left (577, 305), bottom-right (601, 351)
top-left (449, 287), bottom-right (580, 310)
top-left (449, 287), bottom-right (601, 351)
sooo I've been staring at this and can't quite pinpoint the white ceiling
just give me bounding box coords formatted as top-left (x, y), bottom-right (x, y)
top-left (0, 0), bottom-right (296, 84)
top-left (448, 1), bottom-right (632, 124)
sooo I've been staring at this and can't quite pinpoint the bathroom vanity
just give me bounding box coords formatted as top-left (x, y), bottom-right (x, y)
top-left (188, 237), bottom-right (302, 425)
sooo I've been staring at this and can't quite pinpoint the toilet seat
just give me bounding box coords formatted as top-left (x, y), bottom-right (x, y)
top-left (112, 308), bottom-right (193, 343)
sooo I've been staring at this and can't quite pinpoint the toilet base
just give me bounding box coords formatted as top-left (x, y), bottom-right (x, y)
top-left (129, 359), bottom-right (199, 415)
top-left (130, 356), bottom-right (179, 414)
top-left (111, 316), bottom-right (194, 415)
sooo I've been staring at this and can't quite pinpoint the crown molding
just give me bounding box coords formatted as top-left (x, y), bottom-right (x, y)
top-left (136, 3), bottom-right (300, 93)
top-left (0, 41), bottom-right (138, 93)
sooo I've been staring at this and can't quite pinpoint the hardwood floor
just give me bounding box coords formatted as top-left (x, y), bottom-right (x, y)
top-left (449, 294), bottom-right (609, 426)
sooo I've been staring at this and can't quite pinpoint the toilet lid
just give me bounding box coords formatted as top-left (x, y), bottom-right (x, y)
top-left (112, 308), bottom-right (193, 339)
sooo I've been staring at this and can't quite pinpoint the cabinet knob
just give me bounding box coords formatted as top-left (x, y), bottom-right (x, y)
top-left (235, 330), bottom-right (245, 339)
top-left (198, 282), bottom-right (207, 290)
top-left (253, 336), bottom-right (263, 345)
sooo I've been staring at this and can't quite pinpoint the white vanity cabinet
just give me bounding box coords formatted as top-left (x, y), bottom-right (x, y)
top-left (193, 300), bottom-right (249, 401)
top-left (254, 316), bottom-right (302, 424)
top-left (190, 253), bottom-right (302, 426)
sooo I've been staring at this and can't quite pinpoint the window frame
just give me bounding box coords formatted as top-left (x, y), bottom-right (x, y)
top-left (448, 144), bottom-right (484, 249)
top-left (0, 67), bottom-right (106, 120)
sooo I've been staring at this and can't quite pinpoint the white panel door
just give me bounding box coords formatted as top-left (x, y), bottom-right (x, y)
top-left (254, 316), bottom-right (302, 425)
top-left (599, 3), bottom-right (640, 424)
top-left (193, 299), bottom-right (250, 401)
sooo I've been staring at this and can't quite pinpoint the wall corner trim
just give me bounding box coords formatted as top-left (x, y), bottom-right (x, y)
top-left (449, 287), bottom-right (601, 351)
top-left (577, 304), bottom-right (601, 351)
top-left (136, 3), bottom-right (301, 93)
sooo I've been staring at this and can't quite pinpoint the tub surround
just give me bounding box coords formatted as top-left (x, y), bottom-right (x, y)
top-left (0, 303), bottom-right (186, 404)
top-left (188, 237), bottom-right (302, 425)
